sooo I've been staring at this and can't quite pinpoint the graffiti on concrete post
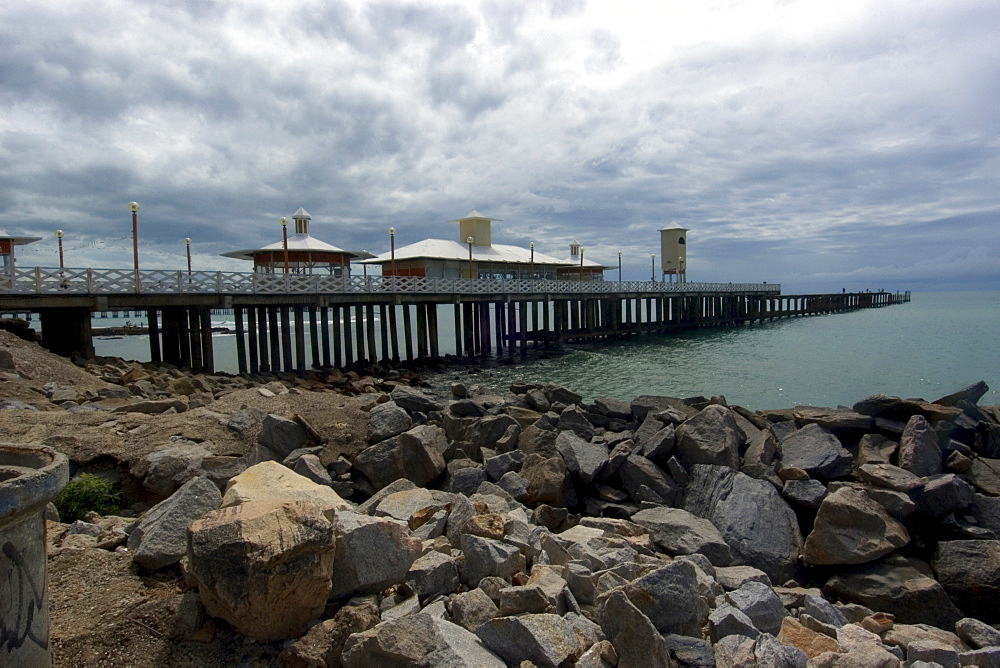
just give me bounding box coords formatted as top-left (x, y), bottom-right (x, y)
top-left (1, 541), bottom-right (48, 653)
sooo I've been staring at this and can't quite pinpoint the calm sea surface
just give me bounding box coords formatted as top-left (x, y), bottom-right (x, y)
top-left (89, 291), bottom-right (999, 411)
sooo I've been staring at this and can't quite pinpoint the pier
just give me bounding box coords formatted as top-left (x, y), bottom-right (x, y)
top-left (0, 267), bottom-right (909, 374)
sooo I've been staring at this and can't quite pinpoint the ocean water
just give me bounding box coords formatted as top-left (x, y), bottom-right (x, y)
top-left (86, 291), bottom-right (998, 411)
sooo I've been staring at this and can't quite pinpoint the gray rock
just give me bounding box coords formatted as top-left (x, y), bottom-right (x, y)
top-left (956, 617), bottom-right (1000, 649)
top-left (899, 415), bottom-right (943, 477)
top-left (709, 603), bottom-right (761, 642)
top-left (131, 439), bottom-right (215, 497)
top-left (741, 429), bottom-right (782, 485)
top-left (779, 424), bottom-right (853, 480)
top-left (967, 457), bottom-right (1000, 496)
top-left (518, 423), bottom-right (559, 458)
top-left (960, 647), bottom-right (1000, 668)
top-left (281, 446), bottom-right (324, 468)
top-left (353, 426), bottom-right (446, 491)
top-left (476, 613), bottom-right (579, 668)
top-left (857, 433), bottom-right (898, 466)
top-left (525, 388), bottom-right (551, 412)
top-left (227, 406), bottom-right (262, 433)
top-left (852, 394), bottom-right (927, 421)
top-left (640, 424), bottom-right (677, 464)
top-left (484, 450), bottom-right (525, 481)
top-left (128, 476), bottom-right (221, 571)
top-left (713, 634), bottom-right (758, 668)
top-left (969, 493), bottom-right (1000, 536)
top-left (495, 471), bottom-right (530, 503)
top-left (794, 406), bottom-right (874, 433)
top-left (665, 634), bottom-right (716, 667)
top-left (341, 612), bottom-right (504, 667)
top-left (390, 385), bottom-right (444, 413)
top-left (824, 555), bottom-right (963, 629)
top-left (450, 588), bottom-right (500, 631)
top-left (632, 506), bottom-right (732, 565)
top-left (618, 453), bottom-right (681, 506)
top-left (460, 534), bottom-right (525, 587)
top-left (801, 486), bottom-right (910, 566)
top-left (555, 431), bottom-right (608, 483)
top-left (684, 465), bottom-right (803, 585)
top-left (911, 473), bottom-right (975, 518)
top-left (856, 462), bottom-right (924, 491)
top-left (407, 550), bottom-right (460, 601)
top-left (447, 467), bottom-right (487, 496)
top-left (258, 413), bottom-right (312, 456)
top-left (622, 559), bottom-right (708, 636)
top-left (802, 594), bottom-right (849, 628)
top-left (521, 455), bottom-right (571, 507)
top-left (715, 565), bottom-right (771, 590)
top-left (754, 633), bottom-right (808, 668)
top-left (597, 590), bottom-right (673, 668)
top-left (329, 511), bottom-right (423, 599)
top-left (725, 580), bottom-right (786, 636)
top-left (67, 519), bottom-right (103, 537)
top-left (546, 383), bottom-right (582, 406)
top-left (594, 396), bottom-right (633, 420)
top-left (934, 381), bottom-right (990, 407)
top-left (558, 403), bottom-right (596, 441)
top-left (675, 404), bottom-right (743, 468)
top-left (367, 401), bottom-right (413, 444)
top-left (906, 639), bottom-right (961, 667)
top-left (864, 486), bottom-right (917, 519)
top-left (782, 479), bottom-right (828, 509)
top-left (933, 540), bottom-right (1000, 621)
top-left (356, 478), bottom-right (417, 515)
top-left (292, 454), bottom-right (334, 486)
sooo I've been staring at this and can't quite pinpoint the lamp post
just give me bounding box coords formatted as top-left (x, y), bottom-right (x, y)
top-left (579, 247), bottom-right (585, 281)
top-left (651, 254), bottom-right (655, 282)
top-left (280, 217), bottom-right (289, 273)
top-left (184, 238), bottom-right (192, 278)
top-left (388, 227), bottom-right (396, 278)
top-left (529, 242), bottom-right (535, 280)
top-left (617, 250), bottom-right (622, 282)
top-left (362, 251), bottom-right (369, 277)
top-left (467, 236), bottom-right (474, 279)
top-left (128, 201), bottom-right (140, 291)
top-left (55, 230), bottom-right (65, 270)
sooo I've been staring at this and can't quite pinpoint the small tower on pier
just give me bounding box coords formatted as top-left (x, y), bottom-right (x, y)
top-left (660, 223), bottom-right (688, 283)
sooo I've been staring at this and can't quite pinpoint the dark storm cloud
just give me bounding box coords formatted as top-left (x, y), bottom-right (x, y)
top-left (1, 0), bottom-right (997, 291)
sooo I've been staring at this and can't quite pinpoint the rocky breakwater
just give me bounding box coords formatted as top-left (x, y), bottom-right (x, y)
top-left (52, 377), bottom-right (1000, 666)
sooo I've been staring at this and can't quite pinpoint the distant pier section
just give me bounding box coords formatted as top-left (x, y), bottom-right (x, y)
top-left (0, 267), bottom-right (909, 374)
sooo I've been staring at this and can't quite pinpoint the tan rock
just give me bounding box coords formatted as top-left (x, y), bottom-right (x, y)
top-left (465, 513), bottom-right (506, 539)
top-left (883, 622), bottom-right (965, 652)
top-left (860, 612), bottom-right (895, 636)
top-left (221, 461), bottom-right (351, 516)
top-left (121, 365), bottom-right (151, 383)
top-left (186, 499), bottom-right (336, 640)
top-left (802, 487), bottom-right (909, 565)
top-left (778, 617), bottom-right (840, 658)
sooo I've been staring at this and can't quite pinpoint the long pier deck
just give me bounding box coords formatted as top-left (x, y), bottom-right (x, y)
top-left (0, 267), bottom-right (909, 374)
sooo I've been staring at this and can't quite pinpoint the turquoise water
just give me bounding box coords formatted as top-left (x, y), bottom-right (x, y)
top-left (88, 291), bottom-right (998, 411)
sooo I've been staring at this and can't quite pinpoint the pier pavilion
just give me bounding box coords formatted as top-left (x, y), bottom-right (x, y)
top-left (364, 211), bottom-right (605, 281)
top-left (221, 208), bottom-right (364, 276)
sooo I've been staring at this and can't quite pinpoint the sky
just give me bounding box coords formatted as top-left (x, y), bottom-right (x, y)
top-left (2, 0), bottom-right (998, 293)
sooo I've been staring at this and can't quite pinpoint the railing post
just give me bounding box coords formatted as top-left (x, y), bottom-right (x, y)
top-left (87, 268), bottom-right (94, 293)
top-left (217, 271), bottom-right (223, 293)
top-left (252, 272), bottom-right (258, 295)
top-left (177, 270), bottom-right (183, 293)
top-left (34, 267), bottom-right (41, 293)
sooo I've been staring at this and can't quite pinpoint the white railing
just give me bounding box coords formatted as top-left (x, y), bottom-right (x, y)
top-left (1, 267), bottom-right (781, 297)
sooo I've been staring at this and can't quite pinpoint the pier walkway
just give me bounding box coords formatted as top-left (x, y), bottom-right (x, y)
top-left (0, 266), bottom-right (909, 374)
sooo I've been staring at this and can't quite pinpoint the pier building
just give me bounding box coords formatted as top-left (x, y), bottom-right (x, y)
top-left (222, 208), bottom-right (363, 276)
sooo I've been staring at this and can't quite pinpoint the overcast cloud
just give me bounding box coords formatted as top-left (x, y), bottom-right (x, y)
top-left (2, 0), bottom-right (997, 292)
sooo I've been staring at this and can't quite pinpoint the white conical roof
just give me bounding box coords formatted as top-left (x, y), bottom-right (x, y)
top-left (292, 208), bottom-right (311, 219)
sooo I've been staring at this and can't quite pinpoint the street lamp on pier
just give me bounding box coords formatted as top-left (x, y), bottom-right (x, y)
top-left (128, 201), bottom-right (140, 291)
top-left (529, 242), bottom-right (535, 280)
top-left (650, 254), bottom-right (655, 282)
top-left (55, 230), bottom-right (64, 270)
top-left (280, 217), bottom-right (289, 273)
top-left (362, 251), bottom-right (369, 277)
top-left (679, 256), bottom-right (685, 284)
top-left (617, 250), bottom-right (622, 282)
top-left (389, 227), bottom-right (396, 279)
top-left (579, 247), bottom-right (585, 281)
top-left (467, 236), bottom-right (474, 279)
top-left (184, 238), bottom-right (192, 278)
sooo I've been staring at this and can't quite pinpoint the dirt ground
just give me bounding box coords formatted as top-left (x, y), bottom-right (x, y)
top-left (1, 329), bottom-right (376, 666)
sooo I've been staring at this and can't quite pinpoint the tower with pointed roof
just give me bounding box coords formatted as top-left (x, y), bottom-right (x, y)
top-left (660, 223), bottom-right (688, 283)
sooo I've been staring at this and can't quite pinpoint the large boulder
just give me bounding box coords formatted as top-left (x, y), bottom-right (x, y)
top-left (258, 414), bottom-right (312, 457)
top-left (390, 385), bottom-right (444, 413)
top-left (898, 415), bottom-right (942, 477)
top-left (801, 487), bottom-right (910, 566)
top-left (186, 499), bottom-right (336, 640)
top-left (684, 465), bottom-right (803, 585)
top-left (555, 431), bottom-right (608, 483)
top-left (475, 614), bottom-right (580, 668)
top-left (221, 461), bottom-right (351, 516)
top-left (367, 401), bottom-right (413, 444)
top-left (674, 404), bottom-right (743, 468)
top-left (723, 581), bottom-right (787, 636)
top-left (342, 612), bottom-right (504, 667)
top-left (779, 424), bottom-right (853, 480)
top-left (128, 475), bottom-right (222, 571)
top-left (933, 540), bottom-right (1000, 622)
top-left (353, 426), bottom-right (447, 491)
top-left (617, 453), bottom-right (681, 506)
top-left (631, 506), bottom-right (732, 566)
top-left (621, 559), bottom-right (709, 636)
top-left (824, 555), bottom-right (963, 629)
top-left (597, 590), bottom-right (674, 667)
top-left (329, 511), bottom-right (422, 599)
